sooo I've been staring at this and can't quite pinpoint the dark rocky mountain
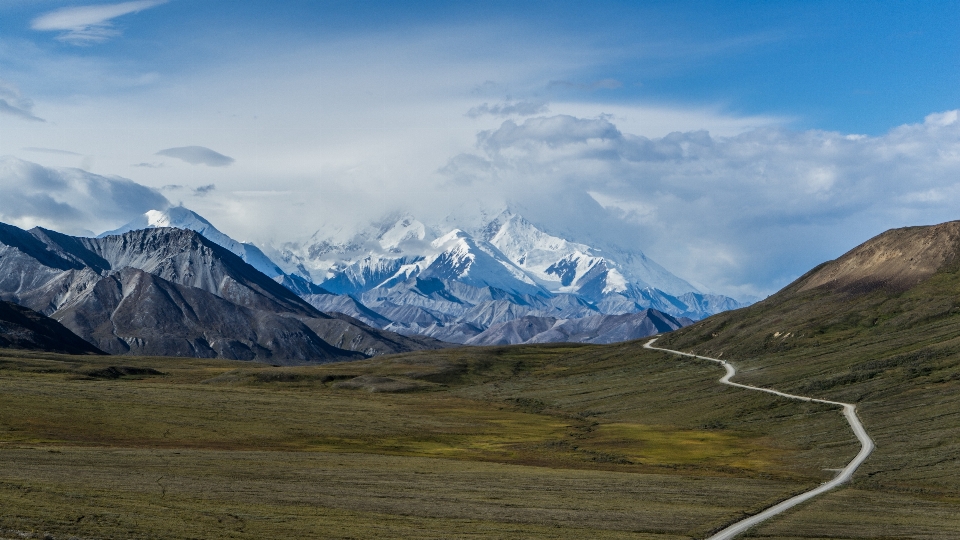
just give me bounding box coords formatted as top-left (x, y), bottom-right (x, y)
top-left (0, 223), bottom-right (442, 363)
top-left (465, 309), bottom-right (690, 346)
top-left (0, 300), bottom-right (105, 355)
top-left (304, 275), bottom-right (693, 345)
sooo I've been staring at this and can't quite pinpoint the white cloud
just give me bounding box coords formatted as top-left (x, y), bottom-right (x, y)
top-left (439, 110), bottom-right (960, 297)
top-left (31, 0), bottom-right (166, 45)
top-left (467, 100), bottom-right (548, 118)
top-left (0, 80), bottom-right (43, 122)
top-left (23, 147), bottom-right (81, 156)
top-left (0, 157), bottom-right (170, 235)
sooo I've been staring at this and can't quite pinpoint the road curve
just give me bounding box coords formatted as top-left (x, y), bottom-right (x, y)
top-left (644, 338), bottom-right (874, 540)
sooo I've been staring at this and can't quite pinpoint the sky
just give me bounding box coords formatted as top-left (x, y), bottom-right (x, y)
top-left (1, 0), bottom-right (959, 299)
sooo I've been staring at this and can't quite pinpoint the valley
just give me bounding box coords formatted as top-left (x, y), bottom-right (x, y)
top-left (0, 342), bottom-right (864, 539)
top-left (3, 2), bottom-right (958, 538)
top-left (2, 185), bottom-right (960, 538)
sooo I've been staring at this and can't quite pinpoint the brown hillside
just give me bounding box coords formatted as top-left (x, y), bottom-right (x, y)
top-left (794, 220), bottom-right (960, 293)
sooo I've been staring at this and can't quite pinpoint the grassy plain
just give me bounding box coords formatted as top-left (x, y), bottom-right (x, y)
top-left (0, 342), bottom-right (861, 539)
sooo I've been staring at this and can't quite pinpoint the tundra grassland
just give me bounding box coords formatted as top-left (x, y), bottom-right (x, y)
top-left (0, 342), bottom-right (860, 539)
top-left (660, 269), bottom-right (960, 537)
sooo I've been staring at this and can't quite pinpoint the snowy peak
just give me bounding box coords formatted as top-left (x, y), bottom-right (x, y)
top-left (478, 210), bottom-right (638, 296)
top-left (424, 229), bottom-right (541, 292)
top-left (101, 207), bottom-right (284, 279)
top-left (476, 210), bottom-right (698, 297)
top-left (377, 216), bottom-right (430, 251)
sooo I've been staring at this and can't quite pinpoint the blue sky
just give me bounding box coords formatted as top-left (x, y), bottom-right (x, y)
top-left (1, 0), bottom-right (959, 298)
top-left (4, 1), bottom-right (958, 133)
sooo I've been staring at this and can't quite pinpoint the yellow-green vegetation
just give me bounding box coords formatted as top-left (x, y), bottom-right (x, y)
top-left (659, 267), bottom-right (960, 537)
top-left (0, 342), bottom-right (859, 539)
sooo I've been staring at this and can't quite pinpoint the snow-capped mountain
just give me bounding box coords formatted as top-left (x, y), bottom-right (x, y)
top-left (477, 211), bottom-right (697, 298)
top-left (99, 206), bottom-right (746, 345)
top-left (102, 207), bottom-right (284, 279)
top-left (392, 229), bottom-right (545, 296)
top-left (267, 214), bottom-right (438, 285)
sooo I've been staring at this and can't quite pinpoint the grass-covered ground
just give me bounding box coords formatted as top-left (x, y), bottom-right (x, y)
top-left (0, 342), bottom-right (862, 539)
top-left (660, 269), bottom-right (960, 538)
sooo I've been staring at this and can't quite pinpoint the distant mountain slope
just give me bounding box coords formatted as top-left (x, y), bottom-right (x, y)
top-left (466, 309), bottom-right (689, 346)
top-left (0, 300), bottom-right (105, 355)
top-left (104, 207), bottom-right (324, 295)
top-left (479, 211), bottom-right (698, 297)
top-left (656, 220), bottom-right (960, 507)
top-left (0, 223), bottom-right (441, 363)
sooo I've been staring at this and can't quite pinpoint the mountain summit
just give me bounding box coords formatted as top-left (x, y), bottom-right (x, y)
top-left (102, 206), bottom-right (285, 279)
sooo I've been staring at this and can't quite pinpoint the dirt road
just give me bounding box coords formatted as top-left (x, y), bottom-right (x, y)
top-left (644, 338), bottom-right (875, 540)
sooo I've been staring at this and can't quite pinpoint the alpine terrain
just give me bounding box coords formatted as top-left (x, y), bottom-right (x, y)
top-left (143, 208), bottom-right (739, 345)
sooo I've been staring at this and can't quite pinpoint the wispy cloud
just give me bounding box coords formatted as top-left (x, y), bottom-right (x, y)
top-left (0, 80), bottom-right (44, 122)
top-left (467, 100), bottom-right (549, 118)
top-left (156, 146), bottom-right (235, 167)
top-left (23, 147), bottom-right (82, 156)
top-left (31, 0), bottom-right (167, 45)
top-left (549, 78), bottom-right (623, 91)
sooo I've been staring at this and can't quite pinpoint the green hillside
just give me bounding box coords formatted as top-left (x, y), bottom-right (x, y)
top-left (659, 221), bottom-right (960, 537)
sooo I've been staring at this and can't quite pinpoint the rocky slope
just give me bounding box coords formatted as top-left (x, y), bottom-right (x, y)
top-left (0, 300), bottom-right (105, 355)
top-left (465, 309), bottom-right (690, 346)
top-left (793, 221), bottom-right (960, 293)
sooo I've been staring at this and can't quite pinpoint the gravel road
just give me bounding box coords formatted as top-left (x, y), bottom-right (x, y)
top-left (644, 338), bottom-right (875, 540)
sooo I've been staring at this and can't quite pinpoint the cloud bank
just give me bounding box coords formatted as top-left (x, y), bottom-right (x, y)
top-left (0, 157), bottom-right (170, 236)
top-left (156, 146), bottom-right (235, 167)
top-left (439, 110), bottom-right (960, 297)
top-left (31, 0), bottom-right (166, 45)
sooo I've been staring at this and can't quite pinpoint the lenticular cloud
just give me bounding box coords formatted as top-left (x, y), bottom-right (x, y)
top-left (0, 157), bottom-right (170, 236)
top-left (156, 146), bottom-right (235, 167)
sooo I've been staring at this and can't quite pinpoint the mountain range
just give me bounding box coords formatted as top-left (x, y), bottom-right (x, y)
top-left (0, 205), bottom-right (743, 358)
top-left (114, 207), bottom-right (739, 345)
top-left (0, 222), bottom-right (441, 363)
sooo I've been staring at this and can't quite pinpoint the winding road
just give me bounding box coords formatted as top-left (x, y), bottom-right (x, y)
top-left (643, 338), bottom-right (875, 540)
